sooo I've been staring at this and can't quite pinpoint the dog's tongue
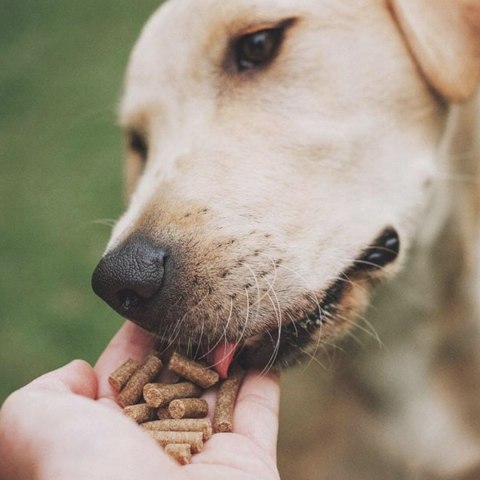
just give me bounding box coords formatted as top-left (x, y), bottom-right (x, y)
top-left (211, 343), bottom-right (239, 379)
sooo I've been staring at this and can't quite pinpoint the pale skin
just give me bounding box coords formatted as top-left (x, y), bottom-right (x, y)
top-left (0, 322), bottom-right (280, 480)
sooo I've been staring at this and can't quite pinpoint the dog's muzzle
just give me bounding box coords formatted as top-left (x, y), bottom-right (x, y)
top-left (91, 226), bottom-right (401, 370)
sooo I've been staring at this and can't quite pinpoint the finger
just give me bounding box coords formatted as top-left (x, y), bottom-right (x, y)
top-left (233, 370), bottom-right (280, 461)
top-left (95, 320), bottom-right (157, 400)
top-left (27, 359), bottom-right (97, 399)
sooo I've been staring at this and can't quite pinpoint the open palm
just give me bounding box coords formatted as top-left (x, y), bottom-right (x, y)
top-left (0, 321), bottom-right (280, 480)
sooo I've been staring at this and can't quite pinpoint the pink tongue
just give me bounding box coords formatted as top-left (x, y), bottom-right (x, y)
top-left (211, 343), bottom-right (239, 379)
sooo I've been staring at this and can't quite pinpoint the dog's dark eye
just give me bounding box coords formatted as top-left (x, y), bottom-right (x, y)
top-left (128, 131), bottom-right (148, 162)
top-left (235, 28), bottom-right (284, 71)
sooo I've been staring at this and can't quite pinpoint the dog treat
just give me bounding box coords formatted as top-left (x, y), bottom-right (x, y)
top-left (169, 398), bottom-right (208, 419)
top-left (142, 418), bottom-right (212, 440)
top-left (168, 352), bottom-right (219, 389)
top-left (117, 355), bottom-right (163, 407)
top-left (213, 364), bottom-right (245, 433)
top-left (143, 382), bottom-right (202, 408)
top-left (108, 358), bottom-right (141, 391)
top-left (110, 352), bottom-right (245, 462)
top-left (147, 430), bottom-right (204, 454)
top-left (165, 444), bottom-right (192, 465)
top-left (157, 407), bottom-right (172, 420)
top-left (123, 404), bottom-right (158, 424)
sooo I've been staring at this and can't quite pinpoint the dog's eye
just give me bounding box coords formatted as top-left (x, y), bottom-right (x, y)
top-left (235, 28), bottom-right (284, 71)
top-left (128, 131), bottom-right (148, 162)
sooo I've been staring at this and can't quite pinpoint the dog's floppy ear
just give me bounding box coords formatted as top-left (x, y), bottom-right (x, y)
top-left (389, 0), bottom-right (480, 102)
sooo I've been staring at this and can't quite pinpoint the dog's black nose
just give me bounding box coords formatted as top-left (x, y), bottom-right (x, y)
top-left (91, 237), bottom-right (167, 317)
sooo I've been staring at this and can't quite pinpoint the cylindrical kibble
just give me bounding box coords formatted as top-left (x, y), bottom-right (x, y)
top-left (142, 418), bottom-right (212, 440)
top-left (169, 398), bottom-right (208, 419)
top-left (168, 352), bottom-right (219, 389)
top-left (109, 353), bottom-right (245, 461)
top-left (108, 359), bottom-right (141, 391)
top-left (164, 444), bottom-right (192, 465)
top-left (123, 404), bottom-right (158, 424)
top-left (143, 382), bottom-right (202, 408)
top-left (147, 430), bottom-right (204, 453)
top-left (117, 355), bottom-right (163, 407)
top-left (213, 364), bottom-right (245, 433)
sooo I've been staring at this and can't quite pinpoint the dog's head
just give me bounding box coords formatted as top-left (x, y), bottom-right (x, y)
top-left (92, 0), bottom-right (480, 373)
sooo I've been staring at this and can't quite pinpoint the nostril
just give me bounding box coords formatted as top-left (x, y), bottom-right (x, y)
top-left (118, 289), bottom-right (143, 313)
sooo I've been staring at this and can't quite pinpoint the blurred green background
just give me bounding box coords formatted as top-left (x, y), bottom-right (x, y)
top-left (0, 0), bottom-right (165, 403)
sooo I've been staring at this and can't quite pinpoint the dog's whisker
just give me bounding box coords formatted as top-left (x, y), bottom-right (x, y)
top-left (193, 312), bottom-right (206, 359)
top-left (356, 314), bottom-right (383, 347)
top-left (201, 297), bottom-right (234, 360)
top-left (259, 279), bottom-right (283, 377)
top-left (161, 287), bottom-right (212, 352)
top-left (333, 308), bottom-right (382, 349)
top-left (351, 259), bottom-right (395, 271)
top-left (248, 253), bottom-right (280, 307)
top-left (287, 310), bottom-right (300, 338)
top-left (275, 263), bottom-right (323, 316)
top-left (235, 287), bottom-right (251, 349)
top-left (304, 323), bottom-right (328, 371)
top-left (299, 345), bottom-right (329, 371)
top-left (89, 218), bottom-right (117, 227)
top-left (164, 300), bottom-right (195, 351)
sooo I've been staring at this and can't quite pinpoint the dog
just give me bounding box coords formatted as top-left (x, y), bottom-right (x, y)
top-left (92, 0), bottom-right (480, 478)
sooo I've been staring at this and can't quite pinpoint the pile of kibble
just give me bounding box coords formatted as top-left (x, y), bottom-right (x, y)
top-left (109, 352), bottom-right (244, 465)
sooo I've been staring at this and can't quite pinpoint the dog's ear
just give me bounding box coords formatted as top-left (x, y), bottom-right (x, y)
top-left (389, 0), bottom-right (480, 102)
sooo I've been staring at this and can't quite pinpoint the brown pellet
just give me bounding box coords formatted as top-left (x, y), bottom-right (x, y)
top-left (169, 398), bottom-right (208, 419)
top-left (165, 444), bottom-right (192, 465)
top-left (168, 352), bottom-right (219, 389)
top-left (143, 382), bottom-right (202, 408)
top-left (213, 364), bottom-right (245, 433)
top-left (109, 353), bottom-right (245, 461)
top-left (108, 359), bottom-right (141, 391)
top-left (142, 418), bottom-right (212, 440)
top-left (157, 407), bottom-right (172, 420)
top-left (147, 431), bottom-right (204, 453)
top-left (117, 355), bottom-right (163, 407)
top-left (123, 404), bottom-right (158, 424)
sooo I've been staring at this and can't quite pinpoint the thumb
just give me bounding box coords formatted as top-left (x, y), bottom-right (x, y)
top-left (27, 359), bottom-right (98, 398)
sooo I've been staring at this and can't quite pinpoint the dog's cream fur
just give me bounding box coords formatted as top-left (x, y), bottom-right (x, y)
top-left (102, 0), bottom-right (480, 477)
top-left (280, 92), bottom-right (480, 479)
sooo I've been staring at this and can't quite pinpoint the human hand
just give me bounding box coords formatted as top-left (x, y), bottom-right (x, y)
top-left (0, 321), bottom-right (280, 480)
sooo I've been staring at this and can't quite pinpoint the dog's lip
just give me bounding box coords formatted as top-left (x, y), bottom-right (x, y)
top-left (152, 262), bottom-right (349, 372)
top-left (153, 270), bottom-right (353, 371)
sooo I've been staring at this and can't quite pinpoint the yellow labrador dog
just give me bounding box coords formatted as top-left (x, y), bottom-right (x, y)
top-left (92, 0), bottom-right (480, 478)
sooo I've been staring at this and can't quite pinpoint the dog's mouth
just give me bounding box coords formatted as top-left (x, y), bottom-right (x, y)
top-left (153, 227), bottom-right (400, 376)
top-left (166, 274), bottom-right (349, 376)
top-left (201, 275), bottom-right (348, 376)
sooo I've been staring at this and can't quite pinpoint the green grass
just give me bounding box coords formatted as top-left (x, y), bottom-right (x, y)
top-left (0, 0), bottom-right (165, 403)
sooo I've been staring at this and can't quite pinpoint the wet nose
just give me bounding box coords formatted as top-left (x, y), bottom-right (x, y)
top-left (91, 237), bottom-right (167, 317)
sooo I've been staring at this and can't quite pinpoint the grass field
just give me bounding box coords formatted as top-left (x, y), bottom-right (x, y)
top-left (0, 0), bottom-right (166, 403)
